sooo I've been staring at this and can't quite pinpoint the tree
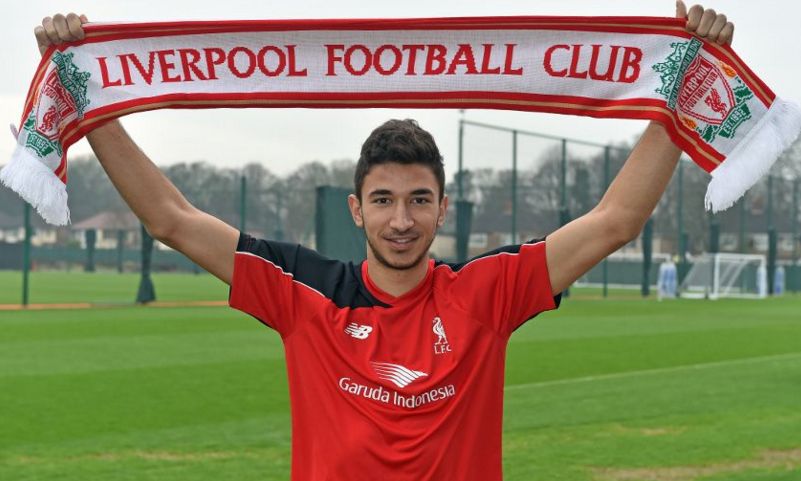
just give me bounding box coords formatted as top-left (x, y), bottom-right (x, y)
top-left (241, 162), bottom-right (280, 238)
top-left (66, 154), bottom-right (128, 222)
top-left (163, 161), bottom-right (240, 226)
top-left (281, 160), bottom-right (355, 243)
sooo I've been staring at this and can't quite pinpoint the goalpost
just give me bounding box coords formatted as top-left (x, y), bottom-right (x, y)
top-left (679, 253), bottom-right (767, 299)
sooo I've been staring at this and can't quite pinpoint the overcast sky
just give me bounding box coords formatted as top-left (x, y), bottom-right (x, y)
top-left (2, 1), bottom-right (799, 181)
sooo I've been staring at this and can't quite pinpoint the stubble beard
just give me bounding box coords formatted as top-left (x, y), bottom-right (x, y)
top-left (365, 226), bottom-right (437, 271)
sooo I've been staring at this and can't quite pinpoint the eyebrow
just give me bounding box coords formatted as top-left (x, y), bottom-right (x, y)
top-left (367, 188), bottom-right (435, 197)
top-left (368, 189), bottom-right (393, 197)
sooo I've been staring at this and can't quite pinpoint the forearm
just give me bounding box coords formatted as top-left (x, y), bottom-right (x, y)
top-left (86, 119), bottom-right (192, 239)
top-left (596, 121), bottom-right (681, 238)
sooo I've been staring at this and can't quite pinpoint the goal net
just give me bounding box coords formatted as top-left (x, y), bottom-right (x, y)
top-left (679, 253), bottom-right (767, 299)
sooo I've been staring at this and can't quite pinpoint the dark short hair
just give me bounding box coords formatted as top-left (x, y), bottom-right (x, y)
top-left (354, 119), bottom-right (445, 200)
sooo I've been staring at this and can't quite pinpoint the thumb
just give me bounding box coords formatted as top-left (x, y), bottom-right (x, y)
top-left (79, 14), bottom-right (89, 23)
top-left (676, 0), bottom-right (688, 19)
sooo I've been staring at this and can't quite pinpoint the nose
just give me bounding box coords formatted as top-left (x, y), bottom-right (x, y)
top-left (388, 203), bottom-right (414, 231)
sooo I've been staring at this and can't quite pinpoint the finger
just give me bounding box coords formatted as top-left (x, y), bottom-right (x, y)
top-left (706, 13), bottom-right (728, 43)
top-left (695, 9), bottom-right (718, 37)
top-left (79, 14), bottom-right (89, 24)
top-left (686, 4), bottom-right (704, 32)
top-left (65, 13), bottom-right (85, 40)
top-left (52, 13), bottom-right (72, 42)
top-left (676, 0), bottom-right (688, 19)
top-left (41, 16), bottom-right (60, 44)
top-left (717, 22), bottom-right (735, 45)
top-left (34, 25), bottom-right (50, 55)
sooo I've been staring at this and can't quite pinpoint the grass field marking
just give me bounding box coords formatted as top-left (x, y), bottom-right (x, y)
top-left (505, 351), bottom-right (801, 392)
top-left (0, 300), bottom-right (228, 311)
top-left (591, 447), bottom-right (801, 481)
top-left (0, 302), bottom-right (93, 310)
top-left (7, 449), bottom-right (267, 465)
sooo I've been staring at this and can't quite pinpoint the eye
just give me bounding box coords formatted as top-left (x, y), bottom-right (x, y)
top-left (411, 197), bottom-right (431, 205)
top-left (372, 198), bottom-right (391, 205)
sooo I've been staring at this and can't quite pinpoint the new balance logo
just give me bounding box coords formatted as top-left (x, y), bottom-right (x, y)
top-left (370, 361), bottom-right (428, 388)
top-left (345, 323), bottom-right (373, 340)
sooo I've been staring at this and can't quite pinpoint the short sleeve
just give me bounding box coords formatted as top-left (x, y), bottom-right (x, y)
top-left (447, 240), bottom-right (561, 337)
top-left (228, 232), bottom-right (337, 337)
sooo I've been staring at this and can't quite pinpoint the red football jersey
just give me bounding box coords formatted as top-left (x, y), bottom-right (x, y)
top-left (229, 233), bottom-right (560, 481)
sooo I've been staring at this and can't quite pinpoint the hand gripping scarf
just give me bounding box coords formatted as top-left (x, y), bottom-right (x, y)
top-left (3, 16), bottom-right (800, 225)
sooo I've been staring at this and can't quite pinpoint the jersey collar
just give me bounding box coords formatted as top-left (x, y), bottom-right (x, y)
top-left (361, 258), bottom-right (435, 306)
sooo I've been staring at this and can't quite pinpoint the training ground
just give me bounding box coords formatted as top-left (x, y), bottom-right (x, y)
top-left (1, 271), bottom-right (800, 481)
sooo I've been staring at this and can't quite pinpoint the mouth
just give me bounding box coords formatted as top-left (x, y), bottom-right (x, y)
top-left (384, 236), bottom-right (419, 251)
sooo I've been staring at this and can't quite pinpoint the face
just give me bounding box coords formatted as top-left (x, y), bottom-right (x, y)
top-left (348, 163), bottom-right (448, 271)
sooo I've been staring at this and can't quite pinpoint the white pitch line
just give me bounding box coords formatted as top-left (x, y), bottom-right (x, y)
top-left (504, 351), bottom-right (801, 391)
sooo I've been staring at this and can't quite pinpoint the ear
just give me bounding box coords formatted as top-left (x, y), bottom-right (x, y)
top-left (437, 194), bottom-right (449, 227)
top-left (347, 194), bottom-right (364, 228)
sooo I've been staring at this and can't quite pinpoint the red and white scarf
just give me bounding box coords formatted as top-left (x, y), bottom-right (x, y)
top-left (3, 16), bottom-right (799, 225)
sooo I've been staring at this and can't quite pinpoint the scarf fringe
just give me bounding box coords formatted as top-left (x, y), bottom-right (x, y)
top-left (0, 145), bottom-right (70, 226)
top-left (705, 98), bottom-right (801, 213)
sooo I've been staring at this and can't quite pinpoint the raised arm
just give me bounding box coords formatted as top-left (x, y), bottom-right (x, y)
top-left (544, 1), bottom-right (734, 294)
top-left (35, 14), bottom-right (239, 284)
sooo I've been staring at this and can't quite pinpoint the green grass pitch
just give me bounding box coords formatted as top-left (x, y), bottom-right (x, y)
top-left (0, 271), bottom-right (228, 305)
top-left (0, 271), bottom-right (800, 480)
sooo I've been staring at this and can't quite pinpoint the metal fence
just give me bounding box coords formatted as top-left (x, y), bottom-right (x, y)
top-left (1, 116), bottom-right (800, 304)
top-left (454, 117), bottom-right (801, 294)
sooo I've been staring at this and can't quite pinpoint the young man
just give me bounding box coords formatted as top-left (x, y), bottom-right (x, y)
top-left (36, 3), bottom-right (732, 480)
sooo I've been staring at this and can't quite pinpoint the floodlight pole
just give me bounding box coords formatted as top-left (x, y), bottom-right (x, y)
top-left (274, 184), bottom-right (284, 241)
top-left (708, 211), bottom-right (720, 253)
top-left (457, 118), bottom-right (464, 200)
top-left (767, 175), bottom-right (775, 295)
top-left (22, 202), bottom-right (31, 307)
top-left (739, 194), bottom-right (746, 252)
top-left (677, 159), bottom-right (685, 263)
top-left (767, 175), bottom-right (774, 230)
top-left (455, 113), bottom-right (472, 263)
top-left (793, 179), bottom-right (799, 263)
top-left (239, 174), bottom-right (247, 232)
top-left (116, 230), bottom-right (125, 273)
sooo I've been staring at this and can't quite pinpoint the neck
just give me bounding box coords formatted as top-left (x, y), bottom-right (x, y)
top-left (365, 251), bottom-right (430, 298)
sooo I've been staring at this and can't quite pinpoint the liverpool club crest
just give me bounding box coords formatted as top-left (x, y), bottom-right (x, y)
top-left (24, 52), bottom-right (91, 160)
top-left (652, 39), bottom-right (753, 143)
top-left (432, 317), bottom-right (452, 355)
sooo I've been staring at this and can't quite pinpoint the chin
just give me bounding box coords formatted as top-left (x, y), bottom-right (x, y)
top-left (383, 251), bottom-right (428, 270)
top-left (370, 243), bottom-right (429, 271)
top-left (393, 255), bottom-right (428, 270)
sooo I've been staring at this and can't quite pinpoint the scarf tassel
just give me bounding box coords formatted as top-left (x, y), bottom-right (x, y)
top-left (0, 143), bottom-right (70, 225)
top-left (705, 98), bottom-right (801, 213)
